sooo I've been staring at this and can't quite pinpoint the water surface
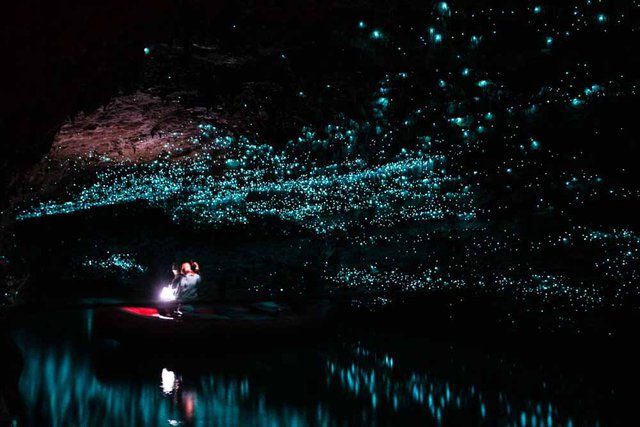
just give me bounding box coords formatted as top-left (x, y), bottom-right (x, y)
top-left (2, 309), bottom-right (630, 426)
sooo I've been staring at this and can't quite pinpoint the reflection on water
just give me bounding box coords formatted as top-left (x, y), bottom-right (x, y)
top-left (326, 344), bottom-right (575, 427)
top-left (161, 368), bottom-right (177, 395)
top-left (5, 311), bottom-right (615, 426)
top-left (14, 337), bottom-right (320, 426)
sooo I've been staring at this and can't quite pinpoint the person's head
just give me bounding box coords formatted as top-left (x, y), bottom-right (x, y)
top-left (172, 262), bottom-right (180, 277)
top-left (190, 261), bottom-right (200, 274)
top-left (180, 262), bottom-right (193, 275)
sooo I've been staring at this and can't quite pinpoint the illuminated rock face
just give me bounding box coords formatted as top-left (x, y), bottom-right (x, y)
top-left (11, 92), bottom-right (223, 203)
top-left (48, 92), bottom-right (215, 164)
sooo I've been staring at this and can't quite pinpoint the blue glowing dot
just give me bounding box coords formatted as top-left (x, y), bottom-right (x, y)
top-left (434, 33), bottom-right (443, 43)
top-left (584, 84), bottom-right (603, 96)
top-left (370, 30), bottom-right (383, 40)
top-left (376, 97), bottom-right (389, 108)
top-left (143, 47), bottom-right (150, 55)
top-left (596, 13), bottom-right (607, 23)
top-left (461, 68), bottom-right (470, 76)
top-left (437, 2), bottom-right (450, 15)
top-left (545, 36), bottom-right (553, 46)
top-left (438, 79), bottom-right (447, 88)
top-left (225, 159), bottom-right (240, 168)
top-left (484, 112), bottom-right (494, 120)
top-left (476, 80), bottom-right (490, 88)
top-left (533, 6), bottom-right (542, 14)
top-left (571, 98), bottom-right (584, 107)
top-left (358, 21), bottom-right (366, 29)
top-left (506, 167), bottom-right (513, 174)
top-left (530, 139), bottom-right (540, 150)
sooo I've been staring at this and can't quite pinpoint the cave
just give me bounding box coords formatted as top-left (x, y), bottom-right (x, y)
top-left (1, 1), bottom-right (639, 425)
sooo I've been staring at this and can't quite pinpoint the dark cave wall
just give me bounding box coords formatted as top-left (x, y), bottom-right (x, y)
top-left (0, 0), bottom-right (226, 202)
top-left (0, 0), bottom-right (338, 205)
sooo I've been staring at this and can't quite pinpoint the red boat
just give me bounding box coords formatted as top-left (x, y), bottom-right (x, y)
top-left (93, 300), bottom-right (332, 343)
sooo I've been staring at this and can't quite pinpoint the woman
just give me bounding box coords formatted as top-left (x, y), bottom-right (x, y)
top-left (176, 262), bottom-right (201, 301)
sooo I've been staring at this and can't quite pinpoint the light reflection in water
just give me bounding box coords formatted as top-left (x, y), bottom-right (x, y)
top-left (10, 323), bottom-right (605, 426)
top-left (13, 337), bottom-right (323, 426)
top-left (161, 369), bottom-right (177, 395)
top-left (324, 343), bottom-right (591, 427)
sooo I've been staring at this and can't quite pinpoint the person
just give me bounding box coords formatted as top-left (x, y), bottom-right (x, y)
top-left (171, 262), bottom-right (180, 277)
top-left (176, 261), bottom-right (201, 301)
top-left (190, 261), bottom-right (200, 275)
top-left (171, 262), bottom-right (183, 291)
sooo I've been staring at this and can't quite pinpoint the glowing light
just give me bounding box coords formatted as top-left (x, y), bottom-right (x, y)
top-left (161, 368), bottom-right (176, 394)
top-left (571, 98), bottom-right (584, 107)
top-left (584, 84), bottom-right (603, 96)
top-left (370, 30), bottom-right (383, 40)
top-left (358, 21), bottom-right (366, 29)
top-left (82, 253), bottom-right (146, 276)
top-left (375, 97), bottom-right (389, 108)
top-left (437, 2), bottom-right (450, 16)
top-left (143, 47), bottom-right (150, 55)
top-left (160, 286), bottom-right (176, 302)
top-left (324, 343), bottom-right (585, 426)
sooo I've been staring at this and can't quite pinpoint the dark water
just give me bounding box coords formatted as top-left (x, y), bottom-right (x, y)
top-left (1, 309), bottom-right (632, 426)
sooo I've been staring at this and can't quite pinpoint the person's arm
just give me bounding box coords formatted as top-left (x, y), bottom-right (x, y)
top-left (173, 276), bottom-right (187, 296)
